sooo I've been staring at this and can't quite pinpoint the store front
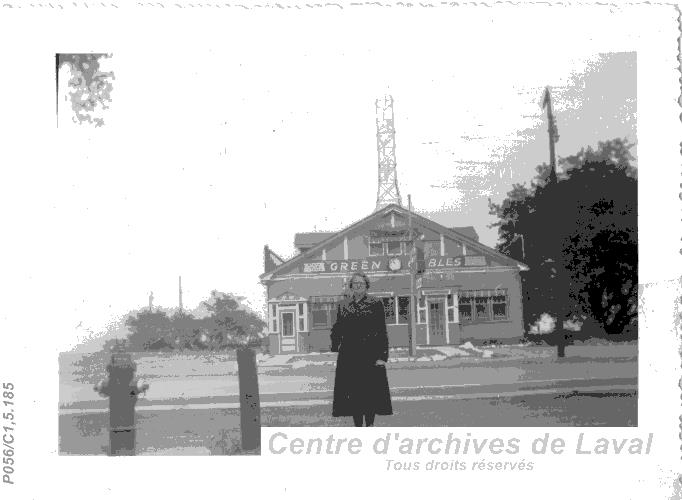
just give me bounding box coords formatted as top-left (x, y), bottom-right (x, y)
top-left (260, 204), bottom-right (528, 354)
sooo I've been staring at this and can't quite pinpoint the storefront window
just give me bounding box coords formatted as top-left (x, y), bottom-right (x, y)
top-left (492, 295), bottom-right (507, 320)
top-left (459, 297), bottom-right (473, 322)
top-left (397, 296), bottom-right (410, 324)
top-left (475, 297), bottom-right (490, 320)
top-left (381, 297), bottom-right (396, 323)
top-left (458, 291), bottom-right (508, 323)
top-left (311, 301), bottom-right (336, 329)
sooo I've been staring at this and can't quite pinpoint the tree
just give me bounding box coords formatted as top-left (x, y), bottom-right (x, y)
top-left (490, 139), bottom-right (637, 337)
top-left (58, 53), bottom-right (114, 127)
top-left (202, 291), bottom-right (267, 349)
top-left (125, 309), bottom-right (173, 351)
top-left (169, 310), bottom-right (199, 350)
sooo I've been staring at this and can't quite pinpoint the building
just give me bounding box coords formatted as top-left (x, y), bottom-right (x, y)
top-left (260, 203), bottom-right (528, 354)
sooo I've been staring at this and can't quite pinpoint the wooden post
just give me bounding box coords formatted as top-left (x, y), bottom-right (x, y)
top-left (236, 346), bottom-right (261, 451)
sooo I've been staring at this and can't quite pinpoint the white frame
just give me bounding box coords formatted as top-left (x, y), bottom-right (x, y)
top-left (426, 295), bottom-right (448, 346)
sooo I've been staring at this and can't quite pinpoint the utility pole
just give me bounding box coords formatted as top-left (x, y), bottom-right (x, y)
top-left (542, 86), bottom-right (559, 184)
top-left (542, 86), bottom-right (567, 357)
top-left (407, 195), bottom-right (417, 358)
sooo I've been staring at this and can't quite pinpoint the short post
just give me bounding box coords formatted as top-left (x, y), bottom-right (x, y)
top-left (236, 346), bottom-right (261, 451)
top-left (94, 344), bottom-right (148, 456)
top-left (557, 333), bottom-right (566, 358)
top-left (555, 320), bottom-right (572, 358)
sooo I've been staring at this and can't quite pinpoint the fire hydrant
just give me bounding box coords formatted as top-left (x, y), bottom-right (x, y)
top-left (94, 345), bottom-right (148, 456)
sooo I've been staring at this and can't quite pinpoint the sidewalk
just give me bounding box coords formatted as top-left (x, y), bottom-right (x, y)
top-left (258, 342), bottom-right (637, 371)
top-left (60, 349), bottom-right (637, 411)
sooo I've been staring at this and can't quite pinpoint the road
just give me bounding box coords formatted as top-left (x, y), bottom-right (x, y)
top-left (59, 353), bottom-right (638, 455)
top-left (59, 388), bottom-right (636, 455)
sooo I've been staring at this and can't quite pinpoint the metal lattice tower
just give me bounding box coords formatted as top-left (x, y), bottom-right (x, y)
top-left (375, 95), bottom-right (403, 211)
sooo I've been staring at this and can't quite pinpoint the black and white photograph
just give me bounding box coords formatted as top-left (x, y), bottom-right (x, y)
top-left (0, 2), bottom-right (679, 499)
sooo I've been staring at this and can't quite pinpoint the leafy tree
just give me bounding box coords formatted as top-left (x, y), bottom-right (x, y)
top-left (202, 291), bottom-right (267, 349)
top-left (169, 310), bottom-right (199, 350)
top-left (125, 309), bottom-right (173, 351)
top-left (58, 53), bottom-right (114, 127)
top-left (490, 139), bottom-right (637, 337)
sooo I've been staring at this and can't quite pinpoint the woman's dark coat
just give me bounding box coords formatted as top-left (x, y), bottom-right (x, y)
top-left (330, 295), bottom-right (393, 417)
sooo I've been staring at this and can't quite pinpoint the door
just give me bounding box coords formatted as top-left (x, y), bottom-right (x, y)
top-left (280, 310), bottom-right (297, 352)
top-left (428, 298), bottom-right (446, 345)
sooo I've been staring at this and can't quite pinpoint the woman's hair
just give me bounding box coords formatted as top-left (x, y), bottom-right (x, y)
top-left (348, 271), bottom-right (371, 291)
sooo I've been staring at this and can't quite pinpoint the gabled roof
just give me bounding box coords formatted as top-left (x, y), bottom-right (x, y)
top-left (260, 204), bottom-right (528, 280)
top-left (450, 226), bottom-right (478, 241)
top-left (294, 232), bottom-right (336, 251)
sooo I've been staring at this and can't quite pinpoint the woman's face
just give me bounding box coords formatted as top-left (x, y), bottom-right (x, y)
top-left (350, 277), bottom-right (368, 298)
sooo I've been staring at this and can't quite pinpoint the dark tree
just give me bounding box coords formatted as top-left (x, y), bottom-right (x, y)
top-left (490, 139), bottom-right (637, 337)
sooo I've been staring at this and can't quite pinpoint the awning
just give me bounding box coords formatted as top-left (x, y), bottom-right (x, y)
top-left (310, 295), bottom-right (345, 303)
top-left (459, 289), bottom-right (507, 298)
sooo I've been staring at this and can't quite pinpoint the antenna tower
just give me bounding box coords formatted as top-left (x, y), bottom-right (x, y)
top-left (375, 95), bottom-right (402, 211)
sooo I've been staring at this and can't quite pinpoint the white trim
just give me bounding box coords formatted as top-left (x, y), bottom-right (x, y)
top-left (462, 243), bottom-right (467, 256)
top-left (422, 288), bottom-right (451, 296)
top-left (322, 249), bottom-right (326, 261)
top-left (426, 295), bottom-right (447, 346)
top-left (279, 306), bottom-right (298, 352)
top-left (263, 266), bottom-right (521, 283)
top-left (425, 298), bottom-right (430, 345)
top-left (391, 213), bottom-right (395, 228)
top-left (451, 292), bottom-right (459, 325)
top-left (440, 233), bottom-right (445, 256)
top-left (343, 237), bottom-right (348, 259)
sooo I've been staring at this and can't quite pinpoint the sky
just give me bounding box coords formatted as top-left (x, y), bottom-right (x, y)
top-left (0, 7), bottom-right (640, 351)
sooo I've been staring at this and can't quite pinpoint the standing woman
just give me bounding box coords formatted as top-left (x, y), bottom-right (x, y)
top-left (330, 271), bottom-right (393, 426)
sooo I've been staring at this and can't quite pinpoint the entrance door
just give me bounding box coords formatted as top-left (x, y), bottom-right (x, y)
top-left (280, 311), bottom-right (296, 352)
top-left (428, 299), bottom-right (446, 345)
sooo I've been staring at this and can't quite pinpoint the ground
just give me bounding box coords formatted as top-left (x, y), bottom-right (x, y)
top-left (58, 342), bottom-right (638, 455)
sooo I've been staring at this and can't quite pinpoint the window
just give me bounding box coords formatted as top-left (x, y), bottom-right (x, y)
top-left (417, 294), bottom-right (427, 324)
top-left (459, 297), bottom-right (473, 322)
top-left (270, 303), bottom-right (278, 332)
top-left (458, 290), bottom-right (508, 323)
top-left (492, 295), bottom-right (508, 320)
top-left (298, 303), bottom-right (304, 315)
top-left (475, 297), bottom-right (489, 321)
top-left (381, 297), bottom-right (396, 323)
top-left (448, 308), bottom-right (454, 322)
top-left (387, 240), bottom-right (402, 255)
top-left (369, 242), bottom-right (384, 256)
top-left (447, 294), bottom-right (453, 307)
top-left (397, 296), bottom-right (410, 324)
top-left (311, 302), bottom-right (336, 329)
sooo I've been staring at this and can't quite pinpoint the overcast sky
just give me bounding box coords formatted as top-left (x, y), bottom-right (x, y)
top-left (0, 7), bottom-right (642, 350)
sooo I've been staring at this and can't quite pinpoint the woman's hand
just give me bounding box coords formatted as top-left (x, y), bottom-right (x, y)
top-left (375, 359), bottom-right (386, 367)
